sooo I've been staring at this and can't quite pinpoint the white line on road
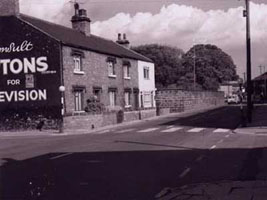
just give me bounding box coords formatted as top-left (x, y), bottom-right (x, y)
top-left (161, 127), bottom-right (182, 133)
top-left (217, 139), bottom-right (224, 144)
top-left (179, 168), bottom-right (191, 178)
top-left (213, 128), bottom-right (230, 133)
top-left (138, 128), bottom-right (160, 133)
top-left (97, 130), bottom-right (110, 134)
top-left (50, 153), bottom-right (73, 160)
top-left (188, 128), bottom-right (205, 133)
top-left (167, 125), bottom-right (174, 128)
top-left (117, 128), bottom-right (135, 133)
top-left (210, 145), bottom-right (216, 150)
top-left (195, 155), bottom-right (204, 162)
top-left (225, 134), bottom-right (230, 138)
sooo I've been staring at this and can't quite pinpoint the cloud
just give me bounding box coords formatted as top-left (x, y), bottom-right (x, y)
top-left (91, 3), bottom-right (267, 78)
top-left (20, 1), bottom-right (267, 78)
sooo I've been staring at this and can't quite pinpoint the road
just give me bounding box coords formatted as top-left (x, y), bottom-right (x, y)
top-left (1, 106), bottom-right (267, 200)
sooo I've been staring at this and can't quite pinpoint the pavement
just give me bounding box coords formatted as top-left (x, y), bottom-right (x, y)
top-left (234, 104), bottom-right (267, 135)
top-left (0, 105), bottom-right (227, 137)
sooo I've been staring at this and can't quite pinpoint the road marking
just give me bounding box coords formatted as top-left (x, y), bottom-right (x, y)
top-left (50, 153), bottom-right (73, 160)
top-left (138, 128), bottom-right (160, 133)
top-left (179, 168), bottom-right (191, 178)
top-left (117, 128), bottom-right (135, 133)
top-left (161, 127), bottom-right (182, 133)
top-left (97, 130), bottom-right (110, 134)
top-left (213, 128), bottom-right (230, 133)
top-left (225, 134), bottom-right (230, 138)
top-left (195, 155), bottom-right (204, 162)
top-left (167, 125), bottom-right (174, 128)
top-left (188, 128), bottom-right (204, 133)
top-left (218, 139), bottom-right (224, 144)
top-left (210, 145), bottom-right (216, 150)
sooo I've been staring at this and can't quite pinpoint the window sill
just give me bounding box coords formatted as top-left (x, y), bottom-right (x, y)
top-left (108, 75), bottom-right (117, 78)
top-left (73, 110), bottom-right (86, 115)
top-left (124, 77), bottom-right (131, 80)
top-left (74, 71), bottom-right (85, 75)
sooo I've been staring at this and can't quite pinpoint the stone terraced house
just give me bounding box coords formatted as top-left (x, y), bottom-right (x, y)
top-left (0, 0), bottom-right (155, 129)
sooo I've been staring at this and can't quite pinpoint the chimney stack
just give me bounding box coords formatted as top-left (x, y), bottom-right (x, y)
top-left (116, 33), bottom-right (130, 48)
top-left (71, 3), bottom-right (91, 36)
top-left (0, 0), bottom-right (20, 16)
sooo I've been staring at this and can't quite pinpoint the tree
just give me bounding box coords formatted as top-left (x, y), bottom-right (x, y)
top-left (131, 44), bottom-right (184, 88)
top-left (180, 44), bottom-right (239, 91)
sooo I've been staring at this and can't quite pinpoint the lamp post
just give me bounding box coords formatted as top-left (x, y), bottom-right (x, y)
top-left (59, 85), bottom-right (65, 133)
top-left (243, 0), bottom-right (252, 123)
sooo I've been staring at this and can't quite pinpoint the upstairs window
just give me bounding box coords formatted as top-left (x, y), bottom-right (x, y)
top-left (144, 67), bottom-right (150, 79)
top-left (108, 61), bottom-right (116, 77)
top-left (74, 56), bottom-right (82, 73)
top-left (123, 65), bottom-right (130, 79)
top-left (71, 49), bottom-right (85, 74)
top-left (106, 57), bottom-right (117, 78)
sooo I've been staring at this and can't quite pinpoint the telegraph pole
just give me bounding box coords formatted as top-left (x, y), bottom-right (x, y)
top-left (244, 0), bottom-right (252, 123)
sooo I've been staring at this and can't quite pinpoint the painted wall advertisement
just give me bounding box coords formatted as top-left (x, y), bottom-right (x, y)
top-left (0, 17), bottom-right (61, 118)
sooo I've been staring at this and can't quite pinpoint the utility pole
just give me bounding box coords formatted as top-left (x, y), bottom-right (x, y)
top-left (244, 0), bottom-right (252, 123)
top-left (259, 65), bottom-right (263, 75)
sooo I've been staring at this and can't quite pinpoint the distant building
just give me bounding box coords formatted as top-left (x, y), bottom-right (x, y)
top-left (219, 81), bottom-right (240, 97)
top-left (0, 0), bottom-right (154, 127)
top-left (252, 72), bottom-right (267, 100)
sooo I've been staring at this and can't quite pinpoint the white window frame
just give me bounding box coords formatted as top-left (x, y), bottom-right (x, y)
top-left (109, 91), bottom-right (116, 107)
top-left (108, 61), bottom-right (116, 77)
top-left (123, 65), bottom-right (130, 79)
top-left (74, 56), bottom-right (84, 74)
top-left (144, 92), bottom-right (152, 107)
top-left (74, 90), bottom-right (83, 111)
top-left (124, 91), bottom-right (131, 108)
top-left (144, 67), bottom-right (150, 80)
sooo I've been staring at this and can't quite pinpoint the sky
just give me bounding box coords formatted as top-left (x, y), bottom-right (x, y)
top-left (20, 0), bottom-right (267, 79)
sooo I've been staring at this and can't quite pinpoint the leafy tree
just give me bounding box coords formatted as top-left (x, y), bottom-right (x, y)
top-left (131, 44), bottom-right (184, 88)
top-left (180, 44), bottom-right (239, 91)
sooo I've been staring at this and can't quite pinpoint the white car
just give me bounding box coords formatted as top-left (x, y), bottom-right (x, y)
top-left (227, 95), bottom-right (240, 104)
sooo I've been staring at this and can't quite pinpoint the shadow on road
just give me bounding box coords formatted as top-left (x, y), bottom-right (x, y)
top-left (160, 106), bottom-right (243, 129)
top-left (1, 146), bottom-right (267, 200)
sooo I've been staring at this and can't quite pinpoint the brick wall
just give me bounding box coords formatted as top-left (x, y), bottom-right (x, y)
top-left (64, 112), bottom-right (117, 131)
top-left (155, 89), bottom-right (224, 114)
top-left (62, 46), bottom-right (139, 115)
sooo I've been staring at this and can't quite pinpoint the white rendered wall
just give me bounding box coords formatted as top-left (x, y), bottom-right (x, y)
top-left (138, 60), bottom-right (156, 108)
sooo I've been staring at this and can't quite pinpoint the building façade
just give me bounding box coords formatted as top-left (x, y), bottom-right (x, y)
top-left (0, 0), bottom-right (154, 129)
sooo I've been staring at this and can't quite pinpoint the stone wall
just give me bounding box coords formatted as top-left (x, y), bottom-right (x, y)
top-left (64, 112), bottom-right (117, 131)
top-left (155, 89), bottom-right (224, 114)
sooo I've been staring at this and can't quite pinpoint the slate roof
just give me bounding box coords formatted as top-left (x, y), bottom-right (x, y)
top-left (18, 14), bottom-right (152, 63)
top-left (253, 72), bottom-right (267, 81)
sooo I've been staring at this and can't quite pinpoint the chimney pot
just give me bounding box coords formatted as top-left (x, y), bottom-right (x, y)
top-left (79, 9), bottom-right (87, 17)
top-left (118, 33), bottom-right (121, 41)
top-left (0, 0), bottom-right (19, 16)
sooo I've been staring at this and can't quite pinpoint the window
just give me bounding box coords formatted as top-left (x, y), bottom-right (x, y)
top-left (109, 91), bottom-right (116, 107)
top-left (124, 91), bottom-right (131, 107)
top-left (74, 90), bottom-right (84, 111)
top-left (93, 87), bottom-right (102, 102)
top-left (108, 61), bottom-right (116, 77)
top-left (144, 67), bottom-right (149, 79)
top-left (74, 56), bottom-right (82, 73)
top-left (123, 65), bottom-right (130, 79)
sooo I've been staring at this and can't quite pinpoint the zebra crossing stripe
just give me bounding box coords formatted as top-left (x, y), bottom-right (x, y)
top-left (161, 127), bottom-right (182, 133)
top-left (138, 128), bottom-right (160, 133)
top-left (213, 128), bottom-right (230, 133)
top-left (117, 128), bottom-right (135, 133)
top-left (188, 128), bottom-right (204, 133)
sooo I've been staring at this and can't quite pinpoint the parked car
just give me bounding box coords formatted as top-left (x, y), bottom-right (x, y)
top-left (227, 95), bottom-right (240, 104)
